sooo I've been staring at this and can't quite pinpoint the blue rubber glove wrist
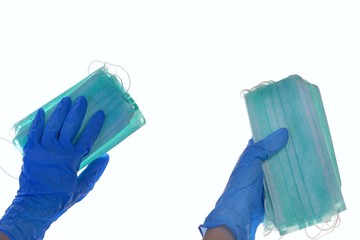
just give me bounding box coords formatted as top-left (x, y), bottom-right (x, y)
top-left (0, 96), bottom-right (109, 240)
top-left (199, 128), bottom-right (289, 240)
top-left (0, 195), bottom-right (68, 239)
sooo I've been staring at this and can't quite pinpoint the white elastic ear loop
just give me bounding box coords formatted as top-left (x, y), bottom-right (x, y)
top-left (305, 214), bottom-right (341, 240)
top-left (263, 223), bottom-right (274, 236)
top-left (0, 136), bottom-right (18, 180)
top-left (240, 80), bottom-right (276, 98)
top-left (263, 223), bottom-right (284, 240)
top-left (88, 60), bottom-right (106, 74)
top-left (87, 60), bottom-right (132, 93)
top-left (262, 214), bottom-right (341, 240)
top-left (113, 62), bottom-right (131, 92)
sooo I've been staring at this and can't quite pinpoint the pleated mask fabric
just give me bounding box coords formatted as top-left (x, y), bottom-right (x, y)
top-left (12, 66), bottom-right (146, 170)
top-left (243, 75), bottom-right (346, 236)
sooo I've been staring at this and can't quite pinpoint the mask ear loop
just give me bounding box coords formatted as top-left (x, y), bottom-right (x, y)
top-left (88, 60), bottom-right (109, 75)
top-left (305, 214), bottom-right (341, 240)
top-left (263, 224), bottom-right (285, 240)
top-left (87, 60), bottom-right (132, 93)
top-left (1, 119), bottom-right (34, 180)
top-left (113, 62), bottom-right (132, 93)
top-left (240, 80), bottom-right (276, 98)
top-left (264, 215), bottom-right (340, 240)
top-left (0, 136), bottom-right (19, 180)
top-left (315, 213), bottom-right (341, 231)
top-left (263, 223), bottom-right (274, 236)
top-left (263, 213), bottom-right (341, 239)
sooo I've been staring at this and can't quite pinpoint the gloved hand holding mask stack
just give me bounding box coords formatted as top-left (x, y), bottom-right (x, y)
top-left (199, 75), bottom-right (346, 240)
top-left (0, 65), bottom-right (146, 239)
top-left (243, 75), bottom-right (346, 237)
top-left (12, 65), bottom-right (146, 169)
top-left (0, 96), bottom-right (109, 239)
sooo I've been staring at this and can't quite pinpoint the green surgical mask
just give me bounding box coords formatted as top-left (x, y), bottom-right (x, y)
top-left (12, 66), bottom-right (146, 170)
top-left (243, 75), bottom-right (346, 236)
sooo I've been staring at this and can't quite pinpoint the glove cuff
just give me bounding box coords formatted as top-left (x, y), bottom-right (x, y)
top-left (199, 202), bottom-right (263, 240)
top-left (0, 195), bottom-right (61, 240)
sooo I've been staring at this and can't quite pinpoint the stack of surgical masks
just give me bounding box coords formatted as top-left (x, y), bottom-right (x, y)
top-left (12, 66), bottom-right (146, 170)
top-left (243, 75), bottom-right (346, 236)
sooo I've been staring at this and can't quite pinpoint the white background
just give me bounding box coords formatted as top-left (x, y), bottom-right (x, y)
top-left (0, 1), bottom-right (358, 239)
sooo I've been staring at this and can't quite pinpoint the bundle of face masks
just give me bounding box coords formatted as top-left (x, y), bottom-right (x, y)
top-left (243, 75), bottom-right (346, 236)
top-left (12, 66), bottom-right (146, 170)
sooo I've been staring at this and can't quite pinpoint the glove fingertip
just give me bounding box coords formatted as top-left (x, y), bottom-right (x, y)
top-left (269, 127), bottom-right (289, 148)
top-left (93, 110), bottom-right (105, 125)
top-left (95, 153), bottom-right (110, 165)
top-left (78, 154), bottom-right (109, 185)
top-left (25, 109), bottom-right (45, 150)
top-left (254, 127), bottom-right (289, 160)
top-left (76, 110), bottom-right (105, 153)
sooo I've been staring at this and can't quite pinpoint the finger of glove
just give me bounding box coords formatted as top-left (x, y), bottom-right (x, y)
top-left (76, 110), bottom-right (105, 156)
top-left (59, 96), bottom-right (87, 144)
top-left (252, 127), bottom-right (289, 160)
top-left (41, 97), bottom-right (72, 147)
top-left (76, 154), bottom-right (109, 201)
top-left (24, 109), bottom-right (45, 151)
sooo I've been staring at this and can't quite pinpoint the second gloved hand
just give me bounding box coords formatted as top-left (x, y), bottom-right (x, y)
top-left (0, 96), bottom-right (109, 240)
top-left (199, 128), bottom-right (289, 240)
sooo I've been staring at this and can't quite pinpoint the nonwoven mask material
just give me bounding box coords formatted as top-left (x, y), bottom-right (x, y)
top-left (243, 75), bottom-right (346, 236)
top-left (12, 66), bottom-right (146, 170)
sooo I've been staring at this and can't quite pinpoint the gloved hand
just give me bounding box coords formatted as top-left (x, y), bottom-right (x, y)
top-left (199, 128), bottom-right (289, 240)
top-left (0, 96), bottom-right (109, 240)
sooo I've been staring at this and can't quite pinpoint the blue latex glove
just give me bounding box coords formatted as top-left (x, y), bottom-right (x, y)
top-left (0, 96), bottom-right (109, 240)
top-left (199, 128), bottom-right (289, 240)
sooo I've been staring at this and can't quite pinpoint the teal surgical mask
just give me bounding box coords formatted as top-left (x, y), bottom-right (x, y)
top-left (243, 75), bottom-right (346, 237)
top-left (12, 65), bottom-right (146, 170)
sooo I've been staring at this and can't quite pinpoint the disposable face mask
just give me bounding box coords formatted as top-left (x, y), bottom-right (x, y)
top-left (12, 66), bottom-right (146, 170)
top-left (243, 75), bottom-right (346, 236)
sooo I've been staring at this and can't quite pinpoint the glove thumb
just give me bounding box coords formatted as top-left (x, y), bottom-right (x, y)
top-left (251, 128), bottom-right (289, 161)
top-left (76, 154), bottom-right (110, 201)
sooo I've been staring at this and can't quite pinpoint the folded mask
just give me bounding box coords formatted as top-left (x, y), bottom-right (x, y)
top-left (12, 66), bottom-right (146, 169)
top-left (243, 75), bottom-right (346, 236)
